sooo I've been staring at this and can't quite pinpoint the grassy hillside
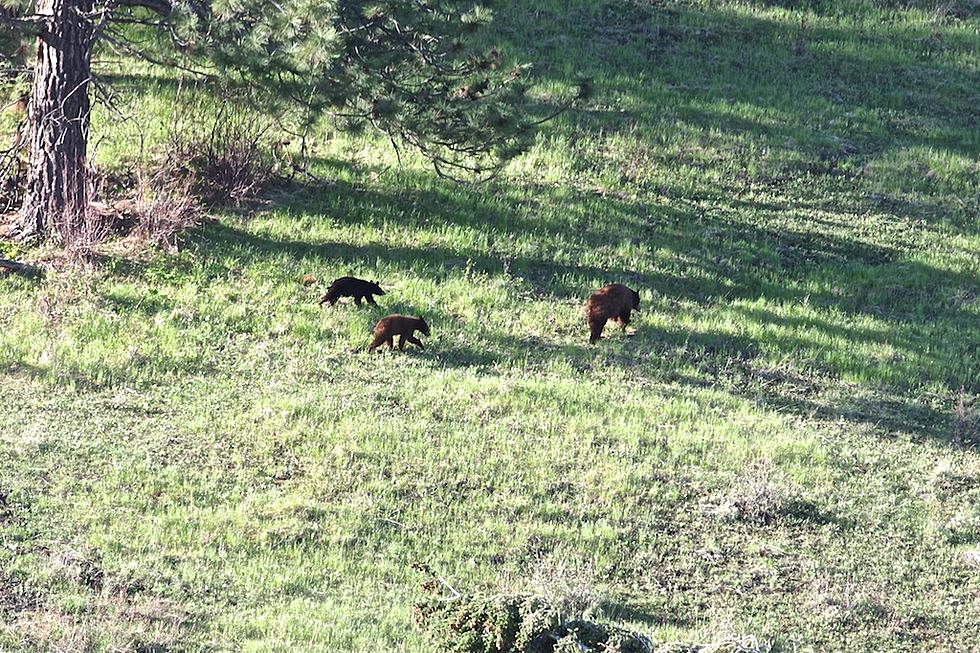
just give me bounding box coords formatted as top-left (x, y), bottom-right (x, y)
top-left (2, 0), bottom-right (979, 650)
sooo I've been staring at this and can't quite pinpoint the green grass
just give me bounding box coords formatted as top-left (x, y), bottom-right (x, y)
top-left (2, 0), bottom-right (979, 650)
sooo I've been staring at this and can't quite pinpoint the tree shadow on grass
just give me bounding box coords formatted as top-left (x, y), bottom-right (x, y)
top-left (232, 175), bottom-right (915, 303)
top-left (94, 0), bottom-right (980, 443)
top-left (220, 173), bottom-right (974, 320)
top-left (91, 169), bottom-right (976, 445)
top-left (635, 325), bottom-right (955, 441)
top-left (493, 0), bottom-right (980, 234)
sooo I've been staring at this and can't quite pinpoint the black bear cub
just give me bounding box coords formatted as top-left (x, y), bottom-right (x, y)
top-left (585, 283), bottom-right (641, 344)
top-left (368, 315), bottom-right (430, 352)
top-left (319, 277), bottom-right (385, 307)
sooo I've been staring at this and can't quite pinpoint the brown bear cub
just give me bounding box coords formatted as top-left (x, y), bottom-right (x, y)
top-left (368, 315), bottom-right (430, 352)
top-left (319, 276), bottom-right (385, 307)
top-left (585, 283), bottom-right (641, 344)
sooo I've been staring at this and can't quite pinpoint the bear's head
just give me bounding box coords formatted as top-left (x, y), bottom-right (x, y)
top-left (631, 288), bottom-right (641, 310)
top-left (417, 317), bottom-right (431, 336)
top-left (370, 280), bottom-right (385, 295)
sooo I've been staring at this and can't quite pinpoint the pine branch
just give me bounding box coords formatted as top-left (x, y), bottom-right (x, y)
top-left (0, 9), bottom-right (46, 35)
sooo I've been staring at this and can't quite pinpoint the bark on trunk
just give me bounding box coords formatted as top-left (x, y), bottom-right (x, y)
top-left (15, 0), bottom-right (95, 242)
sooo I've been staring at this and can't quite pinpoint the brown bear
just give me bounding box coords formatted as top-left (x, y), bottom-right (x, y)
top-left (585, 283), bottom-right (640, 344)
top-left (368, 315), bottom-right (430, 352)
top-left (319, 276), bottom-right (385, 307)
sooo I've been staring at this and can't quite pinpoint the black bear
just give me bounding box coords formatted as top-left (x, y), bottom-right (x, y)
top-left (319, 277), bottom-right (385, 307)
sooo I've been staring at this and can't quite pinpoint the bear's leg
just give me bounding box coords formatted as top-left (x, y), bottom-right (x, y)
top-left (367, 294), bottom-right (378, 306)
top-left (368, 335), bottom-right (385, 352)
top-left (619, 309), bottom-right (631, 330)
top-left (407, 335), bottom-right (425, 350)
top-left (354, 295), bottom-right (363, 306)
top-left (398, 335), bottom-right (406, 351)
top-left (387, 337), bottom-right (394, 350)
top-left (589, 318), bottom-right (606, 344)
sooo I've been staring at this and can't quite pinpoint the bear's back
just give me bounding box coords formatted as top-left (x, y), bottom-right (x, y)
top-left (374, 314), bottom-right (418, 336)
top-left (586, 284), bottom-right (633, 319)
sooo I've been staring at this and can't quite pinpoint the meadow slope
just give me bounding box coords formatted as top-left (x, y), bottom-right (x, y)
top-left (1, 0), bottom-right (979, 651)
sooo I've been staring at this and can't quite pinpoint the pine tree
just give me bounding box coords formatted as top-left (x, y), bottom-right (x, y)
top-left (0, 1), bottom-right (582, 242)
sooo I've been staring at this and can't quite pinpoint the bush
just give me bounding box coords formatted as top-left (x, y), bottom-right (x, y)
top-left (131, 170), bottom-right (201, 253)
top-left (528, 554), bottom-right (605, 621)
top-left (413, 565), bottom-right (651, 653)
top-left (711, 460), bottom-right (800, 525)
top-left (164, 88), bottom-right (276, 207)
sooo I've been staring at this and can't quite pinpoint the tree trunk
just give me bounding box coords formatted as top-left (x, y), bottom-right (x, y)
top-left (14, 0), bottom-right (95, 243)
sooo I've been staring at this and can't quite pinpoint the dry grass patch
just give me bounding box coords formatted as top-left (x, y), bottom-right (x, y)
top-left (709, 460), bottom-right (802, 525)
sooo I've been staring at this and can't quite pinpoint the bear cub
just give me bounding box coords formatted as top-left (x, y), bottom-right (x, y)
top-left (585, 283), bottom-right (640, 344)
top-left (320, 276), bottom-right (385, 307)
top-left (368, 315), bottom-right (430, 352)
